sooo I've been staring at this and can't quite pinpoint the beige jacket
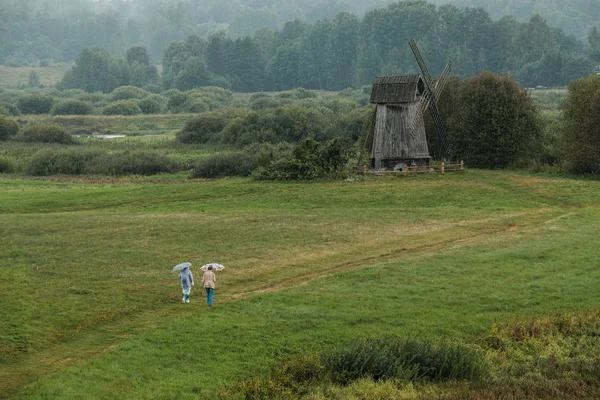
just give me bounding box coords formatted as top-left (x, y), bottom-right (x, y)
top-left (202, 270), bottom-right (216, 289)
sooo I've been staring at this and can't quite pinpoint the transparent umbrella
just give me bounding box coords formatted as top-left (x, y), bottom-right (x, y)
top-left (200, 263), bottom-right (225, 271)
top-left (172, 262), bottom-right (192, 272)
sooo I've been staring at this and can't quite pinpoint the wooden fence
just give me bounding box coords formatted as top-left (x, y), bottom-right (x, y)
top-left (358, 161), bottom-right (464, 176)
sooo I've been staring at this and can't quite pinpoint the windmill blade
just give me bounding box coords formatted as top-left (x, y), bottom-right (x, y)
top-left (433, 61), bottom-right (452, 103)
top-left (414, 61), bottom-right (451, 119)
top-left (428, 101), bottom-right (451, 158)
top-left (407, 62), bottom-right (451, 142)
top-left (409, 39), bottom-right (452, 158)
top-left (409, 39), bottom-right (433, 86)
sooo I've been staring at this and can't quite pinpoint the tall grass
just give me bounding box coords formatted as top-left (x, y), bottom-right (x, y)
top-left (26, 148), bottom-right (101, 175)
top-left (322, 337), bottom-right (487, 385)
top-left (192, 151), bottom-right (258, 178)
top-left (25, 147), bottom-right (184, 176)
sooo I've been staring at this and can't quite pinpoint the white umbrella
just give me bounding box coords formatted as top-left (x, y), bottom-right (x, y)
top-left (172, 262), bottom-right (192, 272)
top-left (200, 263), bottom-right (225, 271)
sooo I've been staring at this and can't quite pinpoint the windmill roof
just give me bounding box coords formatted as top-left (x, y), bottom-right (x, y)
top-left (370, 75), bottom-right (424, 104)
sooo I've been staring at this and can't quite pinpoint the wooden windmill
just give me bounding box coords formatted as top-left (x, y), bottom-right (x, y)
top-left (369, 39), bottom-right (451, 169)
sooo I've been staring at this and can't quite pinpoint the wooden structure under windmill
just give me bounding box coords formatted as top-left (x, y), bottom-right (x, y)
top-left (369, 39), bottom-right (452, 170)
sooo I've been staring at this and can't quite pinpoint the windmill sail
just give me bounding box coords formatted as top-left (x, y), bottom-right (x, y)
top-left (408, 39), bottom-right (452, 158)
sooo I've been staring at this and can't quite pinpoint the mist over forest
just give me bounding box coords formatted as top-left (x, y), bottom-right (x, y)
top-left (1, 0), bottom-right (599, 90)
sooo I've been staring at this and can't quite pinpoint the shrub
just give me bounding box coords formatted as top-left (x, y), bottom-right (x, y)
top-left (192, 152), bottom-right (259, 178)
top-left (251, 97), bottom-right (280, 110)
top-left (0, 156), bottom-right (17, 173)
top-left (111, 86), bottom-right (150, 101)
top-left (51, 100), bottom-right (93, 115)
top-left (161, 89), bottom-right (181, 98)
top-left (88, 151), bottom-right (178, 176)
top-left (321, 337), bottom-right (488, 385)
top-left (176, 110), bottom-right (241, 144)
top-left (562, 75), bottom-right (600, 174)
top-left (139, 97), bottom-right (162, 114)
top-left (253, 138), bottom-right (352, 180)
top-left (102, 100), bottom-right (142, 116)
top-left (167, 93), bottom-right (190, 113)
top-left (143, 83), bottom-right (163, 94)
top-left (326, 108), bottom-right (372, 142)
top-left (278, 88), bottom-right (316, 99)
top-left (187, 99), bottom-right (209, 113)
top-left (221, 105), bottom-right (329, 146)
top-left (26, 148), bottom-right (101, 175)
top-left (22, 124), bottom-right (74, 144)
top-left (0, 102), bottom-right (21, 116)
top-left (17, 94), bottom-right (54, 114)
top-left (319, 97), bottom-right (356, 114)
top-left (0, 115), bottom-right (20, 140)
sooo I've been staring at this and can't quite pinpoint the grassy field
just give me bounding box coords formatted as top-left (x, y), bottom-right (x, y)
top-left (1, 170), bottom-right (599, 398)
top-left (0, 66), bottom-right (70, 88)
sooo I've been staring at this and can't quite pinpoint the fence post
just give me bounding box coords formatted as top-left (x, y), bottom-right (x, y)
top-left (362, 164), bottom-right (367, 176)
top-left (403, 165), bottom-right (407, 176)
top-left (460, 160), bottom-right (464, 171)
top-left (441, 162), bottom-right (445, 175)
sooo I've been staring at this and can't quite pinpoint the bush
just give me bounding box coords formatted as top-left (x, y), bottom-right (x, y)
top-left (139, 97), bottom-right (162, 114)
top-left (0, 156), bottom-right (17, 173)
top-left (177, 110), bottom-right (240, 144)
top-left (0, 102), bottom-right (21, 116)
top-left (26, 148), bottom-right (101, 175)
top-left (186, 99), bottom-right (210, 113)
top-left (322, 337), bottom-right (488, 385)
top-left (111, 86), bottom-right (150, 101)
top-left (562, 75), bottom-right (600, 174)
top-left (161, 89), bottom-right (181, 98)
top-left (251, 97), bottom-right (280, 110)
top-left (192, 152), bottom-right (259, 178)
top-left (51, 99), bottom-right (93, 115)
top-left (17, 94), bottom-right (54, 114)
top-left (22, 124), bottom-right (74, 144)
top-left (102, 100), bottom-right (142, 116)
top-left (143, 83), bottom-right (163, 94)
top-left (221, 105), bottom-right (329, 146)
top-left (0, 115), bottom-right (20, 140)
top-left (253, 138), bottom-right (352, 180)
top-left (166, 93), bottom-right (190, 113)
top-left (88, 151), bottom-right (178, 176)
top-left (326, 108), bottom-right (372, 142)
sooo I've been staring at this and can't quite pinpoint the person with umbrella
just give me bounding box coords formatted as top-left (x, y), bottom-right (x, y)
top-left (173, 262), bottom-right (194, 304)
top-left (202, 265), bottom-right (218, 307)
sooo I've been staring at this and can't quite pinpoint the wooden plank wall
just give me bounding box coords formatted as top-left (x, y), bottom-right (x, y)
top-left (372, 104), bottom-right (429, 168)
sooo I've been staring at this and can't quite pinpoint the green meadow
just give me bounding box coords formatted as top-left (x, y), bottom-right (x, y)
top-left (1, 170), bottom-right (599, 398)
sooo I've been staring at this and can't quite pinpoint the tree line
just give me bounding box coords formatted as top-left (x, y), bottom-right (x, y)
top-left (2, 0), bottom-right (599, 68)
top-left (56, 1), bottom-right (599, 94)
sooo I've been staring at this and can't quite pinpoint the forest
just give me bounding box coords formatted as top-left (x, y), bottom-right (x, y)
top-left (1, 0), bottom-right (600, 91)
